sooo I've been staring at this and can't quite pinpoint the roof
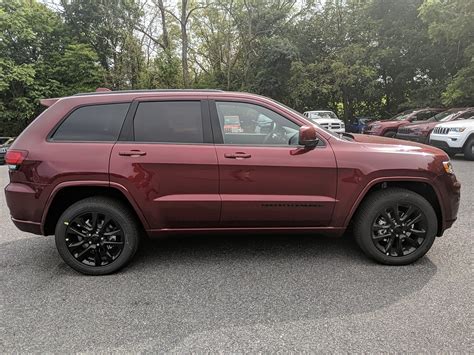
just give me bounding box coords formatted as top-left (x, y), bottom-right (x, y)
top-left (73, 89), bottom-right (224, 96)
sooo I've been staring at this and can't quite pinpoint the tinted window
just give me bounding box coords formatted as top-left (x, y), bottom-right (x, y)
top-left (52, 103), bottom-right (129, 141)
top-left (215, 101), bottom-right (299, 145)
top-left (134, 101), bottom-right (203, 143)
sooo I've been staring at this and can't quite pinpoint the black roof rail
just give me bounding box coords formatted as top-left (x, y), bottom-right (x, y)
top-left (73, 89), bottom-right (224, 96)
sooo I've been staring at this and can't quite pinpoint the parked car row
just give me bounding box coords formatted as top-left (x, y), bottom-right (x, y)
top-left (362, 107), bottom-right (473, 160)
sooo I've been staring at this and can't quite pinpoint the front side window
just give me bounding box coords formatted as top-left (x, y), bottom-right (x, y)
top-left (51, 103), bottom-right (130, 141)
top-left (134, 101), bottom-right (203, 143)
top-left (215, 101), bottom-right (299, 145)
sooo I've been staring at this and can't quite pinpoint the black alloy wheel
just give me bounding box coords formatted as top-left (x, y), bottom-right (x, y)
top-left (371, 204), bottom-right (428, 257)
top-left (65, 212), bottom-right (125, 267)
top-left (354, 188), bottom-right (437, 265)
top-left (55, 197), bottom-right (139, 275)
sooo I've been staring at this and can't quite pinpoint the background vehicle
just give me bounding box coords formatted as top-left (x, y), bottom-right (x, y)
top-left (396, 108), bottom-right (473, 144)
top-left (430, 118), bottom-right (474, 160)
top-left (347, 116), bottom-right (376, 133)
top-left (5, 90), bottom-right (460, 275)
top-left (364, 108), bottom-right (444, 137)
top-left (0, 137), bottom-right (12, 145)
top-left (303, 110), bottom-right (345, 133)
top-left (0, 137), bottom-right (15, 164)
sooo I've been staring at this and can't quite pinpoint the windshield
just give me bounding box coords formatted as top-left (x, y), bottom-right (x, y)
top-left (392, 113), bottom-right (410, 121)
top-left (271, 100), bottom-right (340, 138)
top-left (435, 110), bottom-right (458, 121)
top-left (439, 113), bottom-right (457, 122)
top-left (308, 111), bottom-right (338, 120)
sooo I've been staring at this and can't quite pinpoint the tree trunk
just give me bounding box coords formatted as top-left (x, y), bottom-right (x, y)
top-left (157, 0), bottom-right (170, 51)
top-left (181, 0), bottom-right (189, 87)
top-left (342, 90), bottom-right (353, 123)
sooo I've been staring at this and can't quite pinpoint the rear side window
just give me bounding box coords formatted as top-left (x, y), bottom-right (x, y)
top-left (134, 101), bottom-right (203, 143)
top-left (51, 103), bottom-right (130, 141)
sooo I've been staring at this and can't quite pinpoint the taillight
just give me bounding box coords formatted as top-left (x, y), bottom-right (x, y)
top-left (5, 150), bottom-right (28, 169)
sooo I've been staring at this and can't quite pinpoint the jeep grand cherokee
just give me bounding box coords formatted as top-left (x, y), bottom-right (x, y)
top-left (4, 90), bottom-right (461, 275)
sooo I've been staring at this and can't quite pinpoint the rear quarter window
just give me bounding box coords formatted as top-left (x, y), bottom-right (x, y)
top-left (51, 103), bottom-right (130, 141)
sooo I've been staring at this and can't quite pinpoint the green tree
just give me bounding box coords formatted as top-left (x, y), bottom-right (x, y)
top-left (60, 0), bottom-right (144, 88)
top-left (0, 0), bottom-right (104, 135)
top-left (419, 0), bottom-right (474, 106)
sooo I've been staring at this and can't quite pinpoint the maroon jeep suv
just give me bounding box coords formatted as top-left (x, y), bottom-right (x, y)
top-left (5, 90), bottom-right (460, 275)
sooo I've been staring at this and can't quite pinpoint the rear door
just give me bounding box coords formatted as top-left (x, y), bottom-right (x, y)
top-left (109, 97), bottom-right (220, 230)
top-left (210, 99), bottom-right (338, 227)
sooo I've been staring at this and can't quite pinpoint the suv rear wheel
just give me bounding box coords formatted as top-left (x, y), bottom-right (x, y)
top-left (55, 197), bottom-right (140, 275)
top-left (354, 188), bottom-right (437, 265)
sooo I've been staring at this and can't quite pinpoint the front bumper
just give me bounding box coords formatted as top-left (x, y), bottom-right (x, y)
top-left (430, 132), bottom-right (465, 149)
top-left (429, 139), bottom-right (462, 154)
top-left (364, 130), bottom-right (382, 136)
top-left (396, 133), bottom-right (429, 144)
top-left (434, 173), bottom-right (461, 234)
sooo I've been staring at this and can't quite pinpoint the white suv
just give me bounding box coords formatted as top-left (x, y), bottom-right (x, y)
top-left (303, 110), bottom-right (345, 133)
top-left (429, 118), bottom-right (474, 160)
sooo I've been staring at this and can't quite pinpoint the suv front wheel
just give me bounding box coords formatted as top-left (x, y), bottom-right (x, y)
top-left (463, 137), bottom-right (474, 160)
top-left (55, 197), bottom-right (140, 275)
top-left (354, 188), bottom-right (437, 265)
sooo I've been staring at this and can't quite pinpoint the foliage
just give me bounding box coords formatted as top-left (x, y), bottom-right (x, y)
top-left (0, 0), bottom-right (473, 135)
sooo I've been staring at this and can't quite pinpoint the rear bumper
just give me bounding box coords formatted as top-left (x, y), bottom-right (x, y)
top-left (11, 218), bottom-right (42, 234)
top-left (5, 182), bottom-right (46, 235)
top-left (396, 134), bottom-right (428, 144)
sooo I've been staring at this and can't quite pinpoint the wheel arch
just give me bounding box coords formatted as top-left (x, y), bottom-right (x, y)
top-left (42, 182), bottom-right (150, 236)
top-left (462, 132), bottom-right (474, 148)
top-left (346, 178), bottom-right (444, 236)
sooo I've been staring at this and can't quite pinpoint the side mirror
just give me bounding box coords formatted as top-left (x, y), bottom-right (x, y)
top-left (299, 125), bottom-right (319, 148)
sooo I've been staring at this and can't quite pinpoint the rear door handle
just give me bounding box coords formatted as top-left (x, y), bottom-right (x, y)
top-left (224, 152), bottom-right (252, 159)
top-left (119, 150), bottom-right (147, 157)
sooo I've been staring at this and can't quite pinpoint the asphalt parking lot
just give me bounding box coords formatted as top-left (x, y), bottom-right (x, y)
top-left (1, 159), bottom-right (472, 353)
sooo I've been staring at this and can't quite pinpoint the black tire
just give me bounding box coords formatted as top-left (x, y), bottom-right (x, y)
top-left (55, 197), bottom-right (140, 275)
top-left (353, 188), bottom-right (437, 265)
top-left (463, 137), bottom-right (474, 161)
top-left (383, 131), bottom-right (396, 138)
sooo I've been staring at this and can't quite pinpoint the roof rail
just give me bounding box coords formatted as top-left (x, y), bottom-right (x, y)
top-left (73, 89), bottom-right (224, 96)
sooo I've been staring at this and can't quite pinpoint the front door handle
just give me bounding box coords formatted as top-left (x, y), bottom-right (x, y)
top-left (119, 150), bottom-right (147, 157)
top-left (224, 152), bottom-right (252, 159)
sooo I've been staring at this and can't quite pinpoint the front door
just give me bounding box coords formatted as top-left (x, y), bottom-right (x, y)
top-left (109, 99), bottom-right (220, 230)
top-left (210, 100), bottom-right (338, 227)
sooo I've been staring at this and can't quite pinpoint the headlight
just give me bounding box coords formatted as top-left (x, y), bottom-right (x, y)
top-left (442, 161), bottom-right (454, 174)
top-left (371, 124), bottom-right (381, 129)
top-left (449, 127), bottom-right (466, 132)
